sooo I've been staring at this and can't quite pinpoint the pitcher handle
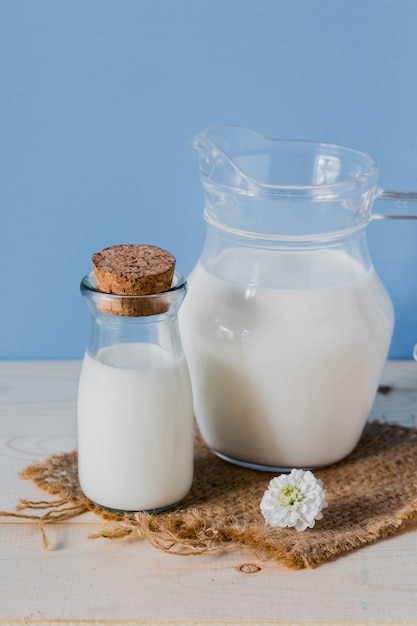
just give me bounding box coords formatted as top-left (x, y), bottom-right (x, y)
top-left (372, 188), bottom-right (417, 220)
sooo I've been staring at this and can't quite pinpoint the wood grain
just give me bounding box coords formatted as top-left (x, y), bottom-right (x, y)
top-left (1, 360), bottom-right (417, 624)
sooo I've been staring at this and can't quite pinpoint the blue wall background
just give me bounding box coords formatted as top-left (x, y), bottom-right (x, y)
top-left (2, 0), bottom-right (417, 359)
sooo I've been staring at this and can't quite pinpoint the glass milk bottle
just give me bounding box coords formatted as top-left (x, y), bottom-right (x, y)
top-left (178, 125), bottom-right (417, 471)
top-left (77, 270), bottom-right (194, 512)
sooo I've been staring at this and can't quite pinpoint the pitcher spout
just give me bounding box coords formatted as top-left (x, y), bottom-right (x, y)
top-left (191, 124), bottom-right (264, 193)
top-left (190, 125), bottom-right (382, 239)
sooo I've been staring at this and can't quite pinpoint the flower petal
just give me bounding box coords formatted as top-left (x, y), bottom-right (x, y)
top-left (260, 468), bottom-right (327, 531)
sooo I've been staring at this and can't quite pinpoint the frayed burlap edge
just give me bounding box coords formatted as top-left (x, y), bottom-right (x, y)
top-left (2, 421), bottom-right (417, 569)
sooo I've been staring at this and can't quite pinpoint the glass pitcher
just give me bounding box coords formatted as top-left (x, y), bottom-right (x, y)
top-left (78, 270), bottom-right (194, 513)
top-left (179, 124), bottom-right (417, 471)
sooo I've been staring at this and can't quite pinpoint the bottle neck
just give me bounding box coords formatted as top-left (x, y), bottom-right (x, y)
top-left (85, 314), bottom-right (185, 361)
top-left (80, 271), bottom-right (188, 362)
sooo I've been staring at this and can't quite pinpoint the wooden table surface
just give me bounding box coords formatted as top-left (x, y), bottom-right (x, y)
top-left (1, 360), bottom-right (417, 625)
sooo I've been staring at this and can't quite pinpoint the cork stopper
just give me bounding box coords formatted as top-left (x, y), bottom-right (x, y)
top-left (92, 244), bottom-right (176, 316)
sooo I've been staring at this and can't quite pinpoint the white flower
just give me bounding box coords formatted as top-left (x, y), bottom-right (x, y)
top-left (260, 469), bottom-right (328, 531)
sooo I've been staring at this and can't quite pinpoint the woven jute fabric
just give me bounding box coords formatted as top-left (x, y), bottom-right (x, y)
top-left (2, 421), bottom-right (417, 569)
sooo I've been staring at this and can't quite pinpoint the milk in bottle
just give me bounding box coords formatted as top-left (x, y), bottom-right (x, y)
top-left (78, 342), bottom-right (194, 511)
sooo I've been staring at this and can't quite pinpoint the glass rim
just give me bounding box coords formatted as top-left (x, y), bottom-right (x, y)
top-left (194, 128), bottom-right (380, 194)
top-left (80, 270), bottom-right (187, 301)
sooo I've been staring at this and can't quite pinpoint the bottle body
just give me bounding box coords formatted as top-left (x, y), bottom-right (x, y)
top-left (78, 272), bottom-right (194, 512)
top-left (180, 239), bottom-right (394, 470)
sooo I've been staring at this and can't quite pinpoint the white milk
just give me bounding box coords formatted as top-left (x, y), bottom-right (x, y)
top-left (77, 342), bottom-right (194, 511)
top-left (179, 247), bottom-right (394, 468)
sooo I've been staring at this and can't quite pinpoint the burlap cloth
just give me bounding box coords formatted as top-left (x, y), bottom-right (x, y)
top-left (2, 421), bottom-right (417, 569)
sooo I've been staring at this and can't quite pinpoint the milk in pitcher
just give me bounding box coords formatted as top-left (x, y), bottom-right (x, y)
top-left (179, 246), bottom-right (394, 469)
